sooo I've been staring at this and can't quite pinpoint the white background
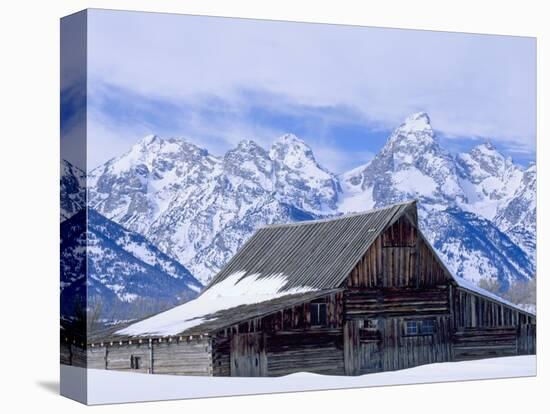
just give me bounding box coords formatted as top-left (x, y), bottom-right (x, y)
top-left (0, 0), bottom-right (547, 412)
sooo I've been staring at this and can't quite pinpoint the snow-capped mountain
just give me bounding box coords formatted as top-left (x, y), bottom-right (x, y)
top-left (338, 112), bottom-right (535, 287)
top-left (60, 208), bottom-right (202, 320)
top-left (89, 134), bottom-right (329, 282)
top-left (88, 112), bottom-right (536, 289)
top-left (60, 159), bottom-right (86, 221)
top-left (339, 112), bottom-right (464, 211)
top-left (456, 142), bottom-right (536, 262)
top-left (270, 134), bottom-right (340, 212)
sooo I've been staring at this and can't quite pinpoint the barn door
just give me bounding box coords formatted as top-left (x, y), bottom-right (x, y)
top-left (230, 333), bottom-right (267, 377)
top-left (344, 319), bottom-right (382, 375)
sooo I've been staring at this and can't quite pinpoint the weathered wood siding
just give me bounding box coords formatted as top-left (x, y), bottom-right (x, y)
top-left (266, 330), bottom-right (344, 376)
top-left (61, 342), bottom-right (87, 367)
top-left (212, 336), bottom-right (231, 376)
top-left (152, 339), bottom-right (212, 376)
top-left (103, 343), bottom-right (151, 373)
top-left (345, 287), bottom-right (450, 318)
top-left (230, 333), bottom-right (267, 376)
top-left (344, 316), bottom-right (452, 375)
top-left (347, 217), bottom-right (449, 289)
top-left (452, 327), bottom-right (518, 361)
top-left (87, 346), bottom-right (108, 370)
top-left (83, 338), bottom-right (212, 375)
top-left (452, 288), bottom-right (534, 328)
top-left (518, 324), bottom-right (536, 355)
top-left (343, 216), bottom-right (453, 375)
top-left (451, 287), bottom-right (536, 359)
top-left (210, 292), bottom-right (345, 376)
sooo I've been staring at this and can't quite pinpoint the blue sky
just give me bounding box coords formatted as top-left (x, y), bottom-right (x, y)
top-left (80, 9), bottom-right (536, 172)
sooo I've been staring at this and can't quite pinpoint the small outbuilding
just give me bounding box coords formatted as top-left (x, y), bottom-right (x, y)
top-left (68, 200), bottom-right (535, 376)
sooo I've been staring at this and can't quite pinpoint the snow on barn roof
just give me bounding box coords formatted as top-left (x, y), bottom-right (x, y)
top-left (114, 272), bottom-right (337, 338)
top-left (108, 200), bottom-right (533, 340)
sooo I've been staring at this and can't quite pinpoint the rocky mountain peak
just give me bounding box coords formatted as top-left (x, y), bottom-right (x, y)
top-left (224, 139), bottom-right (273, 185)
top-left (457, 141), bottom-right (518, 186)
top-left (270, 133), bottom-right (316, 164)
top-left (399, 111), bottom-right (432, 132)
top-left (235, 139), bottom-right (262, 151)
top-left (384, 112), bottom-right (437, 156)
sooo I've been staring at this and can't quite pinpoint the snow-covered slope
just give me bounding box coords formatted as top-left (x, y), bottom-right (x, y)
top-left (60, 209), bottom-right (202, 320)
top-left (88, 113), bottom-right (536, 288)
top-left (494, 163), bottom-right (536, 261)
top-left (456, 142), bottom-right (523, 219)
top-left (60, 159), bottom-right (86, 221)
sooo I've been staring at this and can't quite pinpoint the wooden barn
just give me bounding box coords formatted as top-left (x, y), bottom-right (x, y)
top-left (66, 200), bottom-right (536, 376)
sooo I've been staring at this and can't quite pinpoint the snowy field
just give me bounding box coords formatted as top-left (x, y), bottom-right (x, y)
top-left (67, 355), bottom-right (536, 405)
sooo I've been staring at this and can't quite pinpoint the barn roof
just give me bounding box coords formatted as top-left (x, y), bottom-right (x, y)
top-left (205, 200), bottom-right (418, 292)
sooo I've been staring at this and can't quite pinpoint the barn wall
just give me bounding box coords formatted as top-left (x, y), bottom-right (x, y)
top-left (87, 346), bottom-right (107, 370)
top-left (211, 292), bottom-right (345, 377)
top-left (61, 342), bottom-right (87, 367)
top-left (105, 343), bottom-right (151, 373)
top-left (343, 216), bottom-right (454, 375)
top-left (152, 338), bottom-right (212, 376)
top-left (344, 287), bottom-right (450, 318)
top-left (344, 316), bottom-right (452, 375)
top-left (451, 288), bottom-right (536, 360)
top-left (347, 217), bottom-right (449, 289)
top-left (84, 338), bottom-right (212, 375)
top-left (266, 330), bottom-right (344, 376)
top-left (212, 336), bottom-right (231, 376)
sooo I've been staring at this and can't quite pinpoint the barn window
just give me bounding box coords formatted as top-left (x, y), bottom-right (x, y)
top-left (310, 302), bottom-right (327, 326)
top-left (405, 319), bottom-right (436, 336)
top-left (405, 320), bottom-right (418, 335)
top-left (130, 355), bottom-right (141, 369)
top-left (420, 319), bottom-right (435, 334)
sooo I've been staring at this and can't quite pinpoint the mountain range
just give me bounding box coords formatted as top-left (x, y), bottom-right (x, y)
top-left (61, 112), bottom-right (536, 319)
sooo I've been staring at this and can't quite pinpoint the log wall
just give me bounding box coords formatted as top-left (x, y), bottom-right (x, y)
top-left (60, 342), bottom-right (87, 367)
top-left (210, 292), bottom-right (345, 376)
top-left (344, 316), bottom-right (452, 375)
top-left (83, 338), bottom-right (212, 375)
top-left (451, 287), bottom-right (536, 360)
top-left (266, 330), bottom-right (344, 376)
top-left (345, 287), bottom-right (450, 318)
top-left (452, 327), bottom-right (518, 361)
top-left (152, 339), bottom-right (212, 376)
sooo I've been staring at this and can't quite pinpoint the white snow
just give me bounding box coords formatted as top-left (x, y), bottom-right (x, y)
top-left (392, 167), bottom-right (438, 197)
top-left (77, 355), bottom-right (536, 405)
top-left (338, 186), bottom-right (375, 213)
top-left (398, 112), bottom-right (432, 134)
top-left (116, 272), bottom-right (317, 337)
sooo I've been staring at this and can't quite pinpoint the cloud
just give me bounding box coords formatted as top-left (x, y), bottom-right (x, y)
top-left (85, 9), bottom-right (536, 167)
